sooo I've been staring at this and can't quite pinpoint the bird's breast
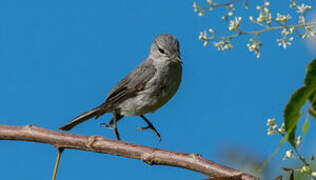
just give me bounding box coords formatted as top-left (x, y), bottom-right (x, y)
top-left (139, 60), bottom-right (182, 112)
top-left (118, 60), bottom-right (182, 116)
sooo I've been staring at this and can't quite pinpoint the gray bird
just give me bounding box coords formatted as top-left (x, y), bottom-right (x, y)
top-left (59, 34), bottom-right (182, 141)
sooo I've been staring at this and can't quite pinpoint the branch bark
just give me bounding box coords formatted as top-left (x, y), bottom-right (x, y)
top-left (0, 124), bottom-right (259, 180)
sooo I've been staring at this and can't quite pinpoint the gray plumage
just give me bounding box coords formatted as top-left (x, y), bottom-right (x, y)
top-left (59, 34), bottom-right (182, 140)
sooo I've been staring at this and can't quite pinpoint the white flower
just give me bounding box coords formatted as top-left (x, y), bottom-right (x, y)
top-left (299, 16), bottom-right (305, 23)
top-left (278, 123), bottom-right (285, 133)
top-left (277, 36), bottom-right (294, 49)
top-left (275, 13), bottom-right (291, 24)
top-left (193, 2), bottom-right (199, 12)
top-left (228, 16), bottom-right (242, 31)
top-left (267, 129), bottom-right (275, 135)
top-left (198, 11), bottom-right (205, 17)
top-left (299, 165), bottom-right (311, 173)
top-left (227, 4), bottom-right (234, 11)
top-left (297, 3), bottom-right (312, 14)
top-left (257, 12), bottom-right (272, 24)
top-left (257, 13), bottom-right (264, 22)
top-left (289, 0), bottom-right (297, 8)
top-left (247, 38), bottom-right (262, 58)
top-left (264, 1), bottom-right (270, 7)
top-left (199, 31), bottom-right (210, 47)
top-left (289, 27), bottom-right (295, 33)
top-left (296, 136), bottom-right (302, 146)
top-left (281, 28), bottom-right (294, 36)
top-left (223, 41), bottom-right (233, 50)
top-left (266, 118), bottom-right (278, 135)
top-left (203, 41), bottom-right (208, 47)
top-left (282, 150), bottom-right (295, 160)
top-left (281, 29), bottom-right (289, 36)
top-left (271, 124), bottom-right (278, 130)
top-left (213, 41), bottom-right (225, 51)
top-left (199, 31), bottom-right (208, 40)
top-left (302, 26), bottom-right (316, 39)
top-left (256, 1), bottom-right (272, 24)
top-left (213, 41), bottom-right (233, 51)
top-left (207, 0), bottom-right (213, 5)
top-left (266, 118), bottom-right (276, 126)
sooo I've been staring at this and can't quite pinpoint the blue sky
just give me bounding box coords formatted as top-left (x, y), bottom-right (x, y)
top-left (0, 0), bottom-right (315, 179)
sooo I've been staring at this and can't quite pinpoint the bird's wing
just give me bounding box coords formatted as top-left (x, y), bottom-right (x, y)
top-left (104, 58), bottom-right (157, 107)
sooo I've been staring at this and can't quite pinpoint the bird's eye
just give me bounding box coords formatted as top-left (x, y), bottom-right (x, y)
top-left (158, 47), bottom-right (165, 54)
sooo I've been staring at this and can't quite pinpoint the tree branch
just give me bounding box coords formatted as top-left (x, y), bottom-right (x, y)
top-left (0, 124), bottom-right (259, 180)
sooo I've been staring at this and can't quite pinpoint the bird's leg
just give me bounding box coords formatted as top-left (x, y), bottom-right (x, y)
top-left (112, 112), bottom-right (121, 140)
top-left (100, 113), bottom-right (122, 141)
top-left (100, 115), bottom-right (123, 128)
top-left (138, 115), bottom-right (162, 141)
top-left (108, 116), bottom-right (123, 125)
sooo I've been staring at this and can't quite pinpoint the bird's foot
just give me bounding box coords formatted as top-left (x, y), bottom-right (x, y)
top-left (137, 125), bottom-right (162, 142)
top-left (100, 122), bottom-right (114, 129)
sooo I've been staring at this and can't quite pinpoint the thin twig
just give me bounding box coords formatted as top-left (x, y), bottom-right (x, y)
top-left (0, 124), bottom-right (259, 180)
top-left (292, 146), bottom-right (309, 166)
top-left (52, 148), bottom-right (64, 180)
top-left (276, 129), bottom-right (309, 166)
top-left (199, 0), bottom-right (242, 11)
top-left (211, 22), bottom-right (316, 40)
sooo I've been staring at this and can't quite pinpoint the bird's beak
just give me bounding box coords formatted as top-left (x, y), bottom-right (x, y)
top-left (173, 55), bottom-right (183, 64)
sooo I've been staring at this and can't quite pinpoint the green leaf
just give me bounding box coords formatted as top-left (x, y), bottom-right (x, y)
top-left (304, 59), bottom-right (316, 86)
top-left (304, 59), bottom-right (316, 110)
top-left (284, 86), bottom-right (316, 145)
top-left (302, 117), bottom-right (309, 135)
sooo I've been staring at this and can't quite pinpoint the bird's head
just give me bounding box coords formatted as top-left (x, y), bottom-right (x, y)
top-left (149, 34), bottom-right (182, 64)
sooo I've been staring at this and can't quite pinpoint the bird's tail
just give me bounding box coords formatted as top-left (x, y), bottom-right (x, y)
top-left (59, 106), bottom-right (105, 131)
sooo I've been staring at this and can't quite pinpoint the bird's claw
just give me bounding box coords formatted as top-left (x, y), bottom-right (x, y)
top-left (100, 122), bottom-right (114, 129)
top-left (137, 126), bottom-right (150, 131)
top-left (137, 126), bottom-right (162, 142)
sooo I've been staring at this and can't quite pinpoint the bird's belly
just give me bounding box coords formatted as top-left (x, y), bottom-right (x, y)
top-left (118, 62), bottom-right (182, 116)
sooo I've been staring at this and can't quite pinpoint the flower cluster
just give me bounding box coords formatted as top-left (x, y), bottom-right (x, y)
top-left (296, 3), bottom-right (312, 14)
top-left (255, 1), bottom-right (272, 24)
top-left (277, 36), bottom-right (294, 49)
top-left (228, 17), bottom-right (242, 32)
top-left (265, 117), bottom-right (316, 177)
top-left (198, 28), bottom-right (234, 50)
top-left (222, 4), bottom-right (235, 20)
top-left (193, 0), bottom-right (316, 58)
top-left (299, 165), bottom-right (311, 173)
top-left (214, 40), bottom-right (233, 51)
top-left (199, 31), bottom-right (210, 46)
top-left (193, 2), bottom-right (205, 16)
top-left (266, 118), bottom-right (278, 135)
top-left (302, 26), bottom-right (316, 39)
top-left (275, 13), bottom-right (291, 24)
top-left (247, 39), bottom-right (262, 59)
top-left (265, 118), bottom-right (302, 140)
